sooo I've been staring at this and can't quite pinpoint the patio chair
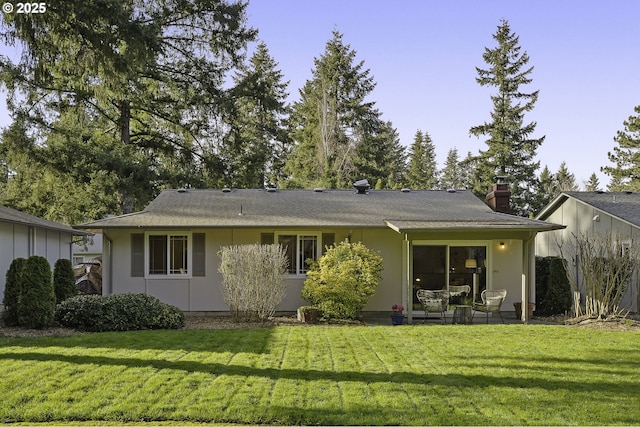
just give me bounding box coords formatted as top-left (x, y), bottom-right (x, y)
top-left (416, 289), bottom-right (449, 324)
top-left (448, 284), bottom-right (471, 305)
top-left (472, 289), bottom-right (507, 324)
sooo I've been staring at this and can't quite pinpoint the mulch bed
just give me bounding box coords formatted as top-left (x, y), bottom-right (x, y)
top-left (2, 314), bottom-right (640, 338)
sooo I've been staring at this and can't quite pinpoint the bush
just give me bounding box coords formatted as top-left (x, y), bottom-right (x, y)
top-left (544, 257), bottom-right (573, 316)
top-left (17, 256), bottom-right (56, 328)
top-left (302, 240), bottom-right (383, 320)
top-left (218, 244), bottom-right (288, 322)
top-left (55, 293), bottom-right (185, 332)
top-left (53, 258), bottom-right (77, 304)
top-left (535, 256), bottom-right (551, 315)
top-left (2, 257), bottom-right (26, 326)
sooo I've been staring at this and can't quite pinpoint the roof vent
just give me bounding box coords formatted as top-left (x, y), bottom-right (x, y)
top-left (447, 189), bottom-right (456, 193)
top-left (401, 188), bottom-right (410, 193)
top-left (313, 188), bottom-right (324, 193)
top-left (353, 179), bottom-right (370, 194)
top-left (222, 187), bottom-right (231, 193)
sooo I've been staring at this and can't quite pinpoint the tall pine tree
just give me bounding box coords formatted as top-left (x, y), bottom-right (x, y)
top-left (0, 0), bottom-right (256, 215)
top-left (602, 105), bottom-right (640, 191)
top-left (440, 148), bottom-right (468, 190)
top-left (222, 42), bottom-right (291, 188)
top-left (285, 31), bottom-right (393, 189)
top-left (406, 130), bottom-right (439, 189)
top-left (469, 20), bottom-right (544, 216)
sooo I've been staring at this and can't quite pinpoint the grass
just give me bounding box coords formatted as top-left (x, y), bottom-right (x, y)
top-left (1, 324), bottom-right (640, 425)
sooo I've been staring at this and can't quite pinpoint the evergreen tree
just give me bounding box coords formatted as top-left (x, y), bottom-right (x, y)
top-left (556, 161), bottom-right (578, 192)
top-left (285, 31), bottom-right (392, 189)
top-left (602, 105), bottom-right (640, 191)
top-left (469, 20), bottom-right (544, 216)
top-left (17, 256), bottom-right (55, 328)
top-left (53, 259), bottom-right (77, 304)
top-left (440, 148), bottom-right (467, 190)
top-left (223, 42), bottom-right (291, 188)
top-left (584, 173), bottom-right (601, 192)
top-left (531, 165), bottom-right (558, 214)
top-left (0, 0), bottom-right (256, 215)
top-left (406, 130), bottom-right (439, 189)
top-left (2, 257), bottom-right (25, 326)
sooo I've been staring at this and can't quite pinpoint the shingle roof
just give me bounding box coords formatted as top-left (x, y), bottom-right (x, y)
top-left (0, 205), bottom-right (91, 235)
top-left (77, 188), bottom-right (562, 232)
top-left (538, 191), bottom-right (640, 227)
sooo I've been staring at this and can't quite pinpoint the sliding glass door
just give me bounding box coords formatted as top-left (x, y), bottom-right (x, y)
top-left (412, 244), bottom-right (487, 310)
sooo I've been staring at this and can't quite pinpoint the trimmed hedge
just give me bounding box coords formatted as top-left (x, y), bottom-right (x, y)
top-left (55, 293), bottom-right (185, 332)
top-left (2, 257), bottom-right (26, 326)
top-left (17, 256), bottom-right (56, 329)
top-left (53, 258), bottom-right (77, 304)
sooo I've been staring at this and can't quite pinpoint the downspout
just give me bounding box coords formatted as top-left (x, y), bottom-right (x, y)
top-left (521, 231), bottom-right (537, 323)
top-left (103, 231), bottom-right (113, 296)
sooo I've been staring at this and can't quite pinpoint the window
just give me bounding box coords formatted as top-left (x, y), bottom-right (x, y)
top-left (146, 232), bottom-right (191, 277)
top-left (276, 232), bottom-right (324, 275)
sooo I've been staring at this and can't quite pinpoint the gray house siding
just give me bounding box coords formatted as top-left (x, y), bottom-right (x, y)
top-left (536, 193), bottom-right (640, 312)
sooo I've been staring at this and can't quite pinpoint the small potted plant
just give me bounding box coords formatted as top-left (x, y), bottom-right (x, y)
top-left (391, 304), bottom-right (405, 325)
top-left (297, 306), bottom-right (320, 323)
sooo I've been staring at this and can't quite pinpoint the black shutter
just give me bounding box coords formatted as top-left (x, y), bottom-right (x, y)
top-left (131, 233), bottom-right (145, 277)
top-left (192, 233), bottom-right (206, 277)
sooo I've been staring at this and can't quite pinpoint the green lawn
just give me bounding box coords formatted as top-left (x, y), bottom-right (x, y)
top-left (1, 324), bottom-right (639, 425)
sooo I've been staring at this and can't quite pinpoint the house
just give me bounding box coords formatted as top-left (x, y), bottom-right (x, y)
top-left (0, 205), bottom-right (92, 297)
top-left (535, 191), bottom-right (640, 312)
top-left (72, 233), bottom-right (102, 265)
top-left (76, 182), bottom-right (563, 322)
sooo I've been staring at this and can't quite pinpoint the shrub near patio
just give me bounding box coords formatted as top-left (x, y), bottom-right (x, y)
top-left (302, 240), bottom-right (383, 319)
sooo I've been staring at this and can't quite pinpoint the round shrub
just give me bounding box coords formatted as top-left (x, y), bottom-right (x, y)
top-left (302, 240), bottom-right (383, 319)
top-left (17, 255), bottom-right (55, 329)
top-left (2, 257), bottom-right (26, 326)
top-left (55, 293), bottom-right (185, 332)
top-left (53, 258), bottom-right (77, 304)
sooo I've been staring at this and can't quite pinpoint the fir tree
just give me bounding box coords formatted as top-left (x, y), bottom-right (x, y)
top-left (602, 105), bottom-right (640, 191)
top-left (223, 42), bottom-right (291, 188)
top-left (440, 148), bottom-right (467, 190)
top-left (556, 161), bottom-right (578, 192)
top-left (285, 31), bottom-right (393, 189)
top-left (584, 173), bottom-right (601, 192)
top-left (469, 20), bottom-right (544, 216)
top-left (406, 130), bottom-right (439, 189)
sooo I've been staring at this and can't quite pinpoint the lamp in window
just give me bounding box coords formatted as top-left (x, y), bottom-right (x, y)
top-left (465, 258), bottom-right (479, 303)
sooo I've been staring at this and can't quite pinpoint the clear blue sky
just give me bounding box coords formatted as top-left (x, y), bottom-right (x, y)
top-left (245, 0), bottom-right (640, 188)
top-left (1, 0), bottom-right (639, 189)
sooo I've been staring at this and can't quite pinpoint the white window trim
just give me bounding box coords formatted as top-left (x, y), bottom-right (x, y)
top-left (275, 231), bottom-right (322, 277)
top-left (144, 231), bottom-right (193, 279)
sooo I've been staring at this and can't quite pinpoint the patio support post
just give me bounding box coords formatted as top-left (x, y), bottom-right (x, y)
top-left (403, 234), bottom-right (412, 324)
top-left (521, 232), bottom-right (537, 323)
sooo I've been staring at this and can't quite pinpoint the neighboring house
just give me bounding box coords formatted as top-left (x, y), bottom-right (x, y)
top-left (535, 191), bottom-right (640, 312)
top-left (76, 183), bottom-right (563, 322)
top-left (0, 205), bottom-right (92, 297)
top-left (72, 233), bottom-right (103, 265)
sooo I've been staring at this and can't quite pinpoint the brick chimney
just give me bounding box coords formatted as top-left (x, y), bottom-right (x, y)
top-left (486, 176), bottom-right (511, 214)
